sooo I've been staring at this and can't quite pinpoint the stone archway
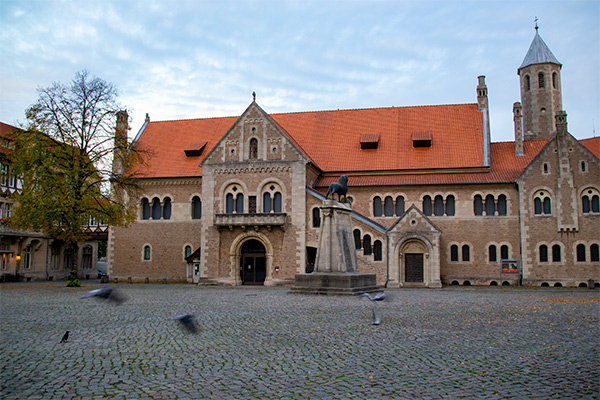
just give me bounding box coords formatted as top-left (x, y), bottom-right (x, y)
top-left (388, 235), bottom-right (441, 288)
top-left (401, 240), bottom-right (427, 284)
top-left (229, 232), bottom-right (274, 286)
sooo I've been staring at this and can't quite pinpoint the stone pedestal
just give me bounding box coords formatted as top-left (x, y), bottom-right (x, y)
top-left (291, 200), bottom-right (379, 295)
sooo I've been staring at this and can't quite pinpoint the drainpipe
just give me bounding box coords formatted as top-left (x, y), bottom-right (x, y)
top-left (385, 235), bottom-right (390, 288)
top-left (516, 182), bottom-right (524, 286)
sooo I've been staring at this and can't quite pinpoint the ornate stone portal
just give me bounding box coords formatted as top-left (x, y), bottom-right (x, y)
top-left (290, 200), bottom-right (379, 295)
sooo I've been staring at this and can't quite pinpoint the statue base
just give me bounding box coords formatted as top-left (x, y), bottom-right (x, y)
top-left (289, 272), bottom-right (379, 296)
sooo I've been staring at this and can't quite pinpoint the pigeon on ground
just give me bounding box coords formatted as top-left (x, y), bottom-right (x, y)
top-left (81, 287), bottom-right (127, 305)
top-left (173, 314), bottom-right (199, 334)
top-left (360, 292), bottom-right (386, 301)
top-left (60, 331), bottom-right (69, 343)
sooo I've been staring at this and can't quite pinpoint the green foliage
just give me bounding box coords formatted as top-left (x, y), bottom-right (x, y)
top-left (66, 269), bottom-right (81, 287)
top-left (9, 71), bottom-right (142, 254)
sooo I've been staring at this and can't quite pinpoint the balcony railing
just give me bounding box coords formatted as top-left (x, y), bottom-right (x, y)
top-left (215, 213), bottom-right (287, 230)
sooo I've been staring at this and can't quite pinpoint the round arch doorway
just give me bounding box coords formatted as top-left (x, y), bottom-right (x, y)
top-left (240, 239), bottom-right (266, 285)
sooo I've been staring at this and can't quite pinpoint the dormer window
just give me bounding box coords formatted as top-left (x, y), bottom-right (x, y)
top-left (360, 133), bottom-right (379, 150)
top-left (184, 142), bottom-right (207, 157)
top-left (412, 131), bottom-right (432, 148)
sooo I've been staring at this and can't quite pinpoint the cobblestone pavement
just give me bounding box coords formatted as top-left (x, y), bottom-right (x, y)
top-left (1, 282), bottom-right (599, 399)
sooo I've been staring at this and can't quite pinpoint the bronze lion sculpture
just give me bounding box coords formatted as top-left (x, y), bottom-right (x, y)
top-left (325, 175), bottom-right (348, 203)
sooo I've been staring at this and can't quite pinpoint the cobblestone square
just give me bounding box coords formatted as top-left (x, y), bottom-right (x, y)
top-left (1, 282), bottom-right (599, 399)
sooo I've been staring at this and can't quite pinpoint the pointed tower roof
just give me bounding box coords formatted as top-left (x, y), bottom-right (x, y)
top-left (519, 29), bottom-right (562, 70)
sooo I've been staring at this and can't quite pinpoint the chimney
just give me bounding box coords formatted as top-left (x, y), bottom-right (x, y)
top-left (113, 110), bottom-right (129, 179)
top-left (513, 102), bottom-right (524, 156)
top-left (477, 76), bottom-right (491, 166)
top-left (555, 110), bottom-right (568, 136)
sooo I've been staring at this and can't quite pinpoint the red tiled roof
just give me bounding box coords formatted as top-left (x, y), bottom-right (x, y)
top-left (315, 140), bottom-right (549, 187)
top-left (0, 122), bottom-right (19, 137)
top-left (581, 137), bottom-right (600, 158)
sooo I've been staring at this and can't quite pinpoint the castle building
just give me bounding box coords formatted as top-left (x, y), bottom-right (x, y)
top-left (109, 29), bottom-right (599, 288)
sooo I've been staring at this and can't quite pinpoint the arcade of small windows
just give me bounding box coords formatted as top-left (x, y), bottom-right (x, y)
top-left (225, 185), bottom-right (245, 214)
top-left (450, 244), bottom-right (470, 262)
top-left (576, 243), bottom-right (600, 263)
top-left (538, 244), bottom-right (562, 263)
top-left (373, 196), bottom-right (405, 217)
top-left (533, 191), bottom-right (552, 215)
top-left (141, 197), bottom-right (172, 220)
top-left (488, 244), bottom-right (510, 262)
top-left (582, 188), bottom-right (599, 214)
top-left (473, 194), bottom-right (507, 216)
top-left (353, 229), bottom-right (382, 261)
top-left (262, 184), bottom-right (282, 213)
top-left (422, 195), bottom-right (455, 217)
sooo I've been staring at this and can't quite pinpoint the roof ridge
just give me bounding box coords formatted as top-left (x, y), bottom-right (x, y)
top-left (269, 102), bottom-right (477, 117)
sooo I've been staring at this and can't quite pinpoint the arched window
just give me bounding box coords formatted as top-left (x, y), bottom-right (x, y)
top-left (539, 245), bottom-right (548, 263)
top-left (262, 184), bottom-right (282, 213)
top-left (582, 189), bottom-right (600, 213)
top-left (192, 196), bottom-right (202, 219)
top-left (353, 229), bottom-right (362, 250)
top-left (450, 245), bottom-right (459, 262)
top-left (312, 208), bottom-right (321, 228)
top-left (395, 196), bottom-right (405, 216)
top-left (235, 193), bottom-right (244, 213)
top-left (151, 198), bottom-right (161, 219)
top-left (552, 72), bottom-right (557, 89)
top-left (433, 195), bottom-right (444, 216)
top-left (462, 245), bottom-right (470, 262)
top-left (141, 198), bottom-right (150, 220)
top-left (445, 195), bottom-right (455, 216)
top-left (485, 195), bottom-right (495, 216)
top-left (422, 195), bottom-right (432, 216)
top-left (163, 197), bottom-right (172, 220)
top-left (489, 245), bottom-right (497, 262)
top-left (538, 72), bottom-right (545, 88)
top-left (143, 245), bottom-right (151, 261)
top-left (552, 244), bottom-right (561, 263)
top-left (273, 193), bottom-right (282, 212)
top-left (591, 244), bottom-right (599, 262)
top-left (82, 245), bottom-right (93, 270)
top-left (226, 193), bottom-right (234, 213)
top-left (363, 235), bottom-right (372, 256)
top-left (373, 197), bottom-right (382, 217)
top-left (474, 195), bottom-right (483, 216)
top-left (384, 196), bottom-right (394, 217)
top-left (500, 245), bottom-right (509, 259)
top-left (497, 195), bottom-right (507, 216)
top-left (263, 193), bottom-right (272, 213)
top-left (576, 244), bottom-right (586, 262)
top-left (184, 245), bottom-right (192, 259)
top-left (249, 138), bottom-right (258, 160)
top-left (373, 240), bottom-right (382, 261)
top-left (534, 191), bottom-right (552, 215)
top-left (525, 75), bottom-right (531, 91)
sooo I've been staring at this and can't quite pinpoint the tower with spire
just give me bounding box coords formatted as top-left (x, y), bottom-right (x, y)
top-left (517, 23), bottom-right (563, 140)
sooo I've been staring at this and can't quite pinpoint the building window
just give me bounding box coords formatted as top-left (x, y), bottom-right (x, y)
top-left (552, 72), bottom-right (557, 89)
top-left (363, 235), bottom-right (372, 256)
top-left (422, 195), bottom-right (432, 216)
top-left (539, 245), bottom-right (548, 263)
top-left (141, 198), bottom-right (150, 220)
top-left (249, 138), bottom-right (258, 160)
top-left (552, 244), bottom-right (561, 263)
top-left (450, 245), bottom-right (459, 262)
top-left (538, 72), bottom-right (545, 88)
top-left (534, 191), bottom-right (552, 215)
top-left (581, 161), bottom-right (586, 172)
top-left (143, 245), bottom-right (151, 261)
top-left (489, 245), bottom-right (497, 262)
top-left (497, 195), bottom-right (507, 216)
top-left (462, 245), bottom-right (470, 262)
top-left (445, 195), bottom-right (455, 216)
top-left (591, 244), bottom-right (599, 262)
top-left (225, 185), bottom-right (245, 214)
top-left (184, 245), bottom-right (192, 259)
top-left (163, 197), bottom-right (172, 220)
top-left (474, 195), bottom-right (483, 216)
top-left (353, 229), bottom-right (361, 250)
top-left (543, 163), bottom-right (549, 174)
top-left (82, 245), bottom-right (93, 270)
top-left (192, 196), bottom-right (202, 219)
top-left (384, 196), bottom-right (394, 217)
top-left (395, 196), bottom-right (405, 216)
top-left (262, 184), bottom-right (282, 213)
top-left (577, 244), bottom-right (586, 262)
top-left (485, 195), bottom-right (495, 216)
top-left (500, 245), bottom-right (509, 260)
top-left (236, 193), bottom-right (244, 213)
top-left (312, 208), bottom-right (321, 228)
top-left (373, 196), bottom-right (382, 217)
top-left (525, 75), bottom-right (531, 91)
top-left (433, 195), bottom-right (444, 216)
top-left (373, 240), bottom-right (382, 261)
top-left (151, 197), bottom-right (161, 219)
top-left (582, 189), bottom-right (600, 213)
top-left (23, 246), bottom-right (32, 270)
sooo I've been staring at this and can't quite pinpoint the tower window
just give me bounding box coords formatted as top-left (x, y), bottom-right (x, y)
top-left (525, 75), bottom-right (531, 91)
top-left (538, 73), bottom-right (545, 88)
top-left (552, 72), bottom-right (557, 89)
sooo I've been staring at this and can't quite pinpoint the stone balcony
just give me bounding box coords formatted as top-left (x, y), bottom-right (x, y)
top-left (214, 213), bottom-right (287, 231)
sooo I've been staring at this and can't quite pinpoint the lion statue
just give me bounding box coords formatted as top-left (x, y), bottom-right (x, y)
top-left (325, 175), bottom-right (348, 203)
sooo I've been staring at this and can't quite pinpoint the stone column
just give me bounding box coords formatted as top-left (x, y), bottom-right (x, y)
top-left (314, 200), bottom-right (357, 273)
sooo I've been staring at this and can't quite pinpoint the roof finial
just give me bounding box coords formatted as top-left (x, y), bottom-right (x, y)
top-left (252, 91), bottom-right (256, 101)
top-left (534, 16), bottom-right (539, 32)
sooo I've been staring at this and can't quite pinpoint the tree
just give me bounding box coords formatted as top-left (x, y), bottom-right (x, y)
top-left (9, 71), bottom-right (142, 281)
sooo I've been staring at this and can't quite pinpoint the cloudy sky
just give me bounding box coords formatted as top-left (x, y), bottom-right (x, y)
top-left (1, 0), bottom-right (598, 143)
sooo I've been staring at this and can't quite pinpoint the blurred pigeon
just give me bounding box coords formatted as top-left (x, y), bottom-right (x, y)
top-left (81, 287), bottom-right (127, 305)
top-left (371, 309), bottom-right (381, 325)
top-left (361, 292), bottom-right (386, 301)
top-left (173, 314), bottom-right (199, 334)
top-left (60, 331), bottom-right (69, 343)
